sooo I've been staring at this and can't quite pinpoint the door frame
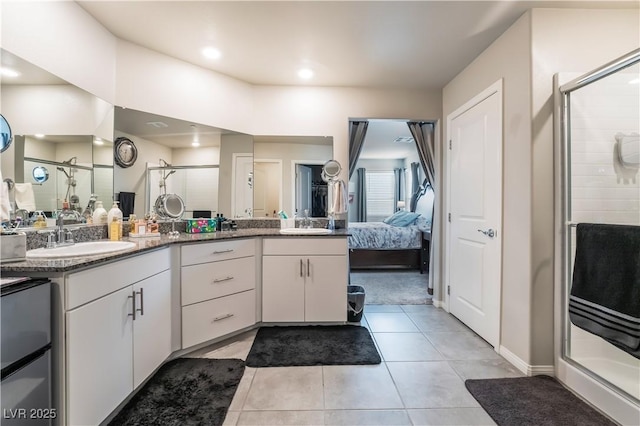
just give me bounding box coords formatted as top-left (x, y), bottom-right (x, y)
top-left (290, 159), bottom-right (325, 216)
top-left (443, 79), bottom-right (503, 343)
top-left (231, 153), bottom-right (254, 218)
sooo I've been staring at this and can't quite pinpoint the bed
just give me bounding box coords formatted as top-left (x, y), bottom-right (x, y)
top-left (348, 216), bottom-right (431, 272)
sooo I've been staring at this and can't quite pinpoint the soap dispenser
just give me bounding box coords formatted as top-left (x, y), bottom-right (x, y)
top-left (107, 201), bottom-right (123, 240)
top-left (92, 200), bottom-right (108, 226)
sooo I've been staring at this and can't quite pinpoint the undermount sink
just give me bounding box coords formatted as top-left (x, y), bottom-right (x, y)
top-left (279, 228), bottom-right (332, 235)
top-left (27, 241), bottom-right (137, 259)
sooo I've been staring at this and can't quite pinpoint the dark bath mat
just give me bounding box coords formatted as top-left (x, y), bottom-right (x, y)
top-left (245, 325), bottom-right (381, 367)
top-left (109, 358), bottom-right (245, 426)
top-left (465, 375), bottom-right (616, 426)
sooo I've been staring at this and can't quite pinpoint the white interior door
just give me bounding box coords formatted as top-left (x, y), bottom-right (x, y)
top-left (448, 83), bottom-right (502, 348)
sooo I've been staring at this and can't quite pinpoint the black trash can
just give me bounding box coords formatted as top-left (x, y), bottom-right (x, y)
top-left (347, 285), bottom-right (365, 322)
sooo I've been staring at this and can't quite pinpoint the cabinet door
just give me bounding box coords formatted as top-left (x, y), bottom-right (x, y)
top-left (66, 286), bottom-right (133, 426)
top-left (262, 256), bottom-right (305, 322)
top-left (305, 255), bottom-right (348, 322)
top-left (133, 270), bottom-right (172, 389)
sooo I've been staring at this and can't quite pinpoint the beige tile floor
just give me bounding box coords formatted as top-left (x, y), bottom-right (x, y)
top-left (194, 305), bottom-right (523, 425)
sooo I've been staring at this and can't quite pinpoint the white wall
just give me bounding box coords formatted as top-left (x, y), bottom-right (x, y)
top-left (115, 40), bottom-right (254, 135)
top-left (1, 1), bottom-right (116, 103)
top-left (172, 147), bottom-right (220, 166)
top-left (530, 8), bottom-right (640, 366)
top-left (252, 86), bottom-right (442, 186)
top-left (443, 12), bottom-right (533, 365)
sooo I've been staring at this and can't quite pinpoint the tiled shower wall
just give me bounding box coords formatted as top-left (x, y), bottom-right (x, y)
top-left (570, 65), bottom-right (640, 225)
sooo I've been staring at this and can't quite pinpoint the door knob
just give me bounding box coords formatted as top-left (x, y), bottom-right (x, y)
top-left (477, 228), bottom-right (496, 238)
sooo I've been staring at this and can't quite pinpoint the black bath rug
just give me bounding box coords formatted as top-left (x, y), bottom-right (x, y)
top-left (245, 325), bottom-right (381, 367)
top-left (109, 358), bottom-right (245, 426)
top-left (465, 375), bottom-right (616, 426)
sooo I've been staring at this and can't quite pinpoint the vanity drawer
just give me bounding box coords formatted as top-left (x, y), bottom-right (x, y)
top-left (66, 248), bottom-right (170, 309)
top-left (181, 257), bottom-right (256, 306)
top-left (263, 237), bottom-right (347, 256)
top-left (181, 239), bottom-right (255, 266)
top-left (182, 290), bottom-right (256, 348)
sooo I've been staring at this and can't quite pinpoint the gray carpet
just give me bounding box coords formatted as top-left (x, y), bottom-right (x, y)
top-left (109, 358), bottom-right (245, 426)
top-left (245, 325), bottom-right (381, 367)
top-left (465, 375), bottom-right (616, 426)
top-left (350, 270), bottom-right (431, 305)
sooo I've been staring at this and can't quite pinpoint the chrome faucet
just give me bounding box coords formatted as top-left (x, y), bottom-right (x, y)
top-left (50, 207), bottom-right (77, 248)
top-left (301, 209), bottom-right (312, 229)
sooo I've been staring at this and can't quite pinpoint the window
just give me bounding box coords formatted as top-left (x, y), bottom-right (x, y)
top-left (366, 170), bottom-right (395, 221)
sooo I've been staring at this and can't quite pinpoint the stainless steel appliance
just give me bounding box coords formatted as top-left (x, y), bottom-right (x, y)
top-left (1, 278), bottom-right (53, 425)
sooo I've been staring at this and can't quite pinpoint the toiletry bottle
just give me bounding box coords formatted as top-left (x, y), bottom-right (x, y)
top-left (34, 214), bottom-right (47, 228)
top-left (110, 218), bottom-right (120, 241)
top-left (92, 200), bottom-right (108, 226)
top-left (107, 201), bottom-right (123, 239)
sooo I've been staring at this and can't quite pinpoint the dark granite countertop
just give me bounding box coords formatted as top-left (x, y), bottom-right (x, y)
top-left (1, 228), bottom-right (350, 274)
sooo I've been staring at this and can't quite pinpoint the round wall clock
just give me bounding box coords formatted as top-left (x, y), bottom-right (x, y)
top-left (114, 137), bottom-right (138, 168)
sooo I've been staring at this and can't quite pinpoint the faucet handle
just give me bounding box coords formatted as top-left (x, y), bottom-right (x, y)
top-left (47, 231), bottom-right (57, 248)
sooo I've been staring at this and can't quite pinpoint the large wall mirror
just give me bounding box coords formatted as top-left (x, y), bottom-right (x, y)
top-left (0, 49), bottom-right (114, 224)
top-left (253, 135), bottom-right (333, 218)
top-left (113, 107), bottom-right (253, 219)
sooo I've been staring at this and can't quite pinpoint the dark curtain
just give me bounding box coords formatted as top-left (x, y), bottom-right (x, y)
top-left (356, 168), bottom-right (367, 222)
top-left (348, 121), bottom-right (369, 179)
top-left (394, 168), bottom-right (404, 211)
top-left (407, 122), bottom-right (436, 188)
top-left (407, 121), bottom-right (436, 294)
top-left (409, 162), bottom-right (420, 212)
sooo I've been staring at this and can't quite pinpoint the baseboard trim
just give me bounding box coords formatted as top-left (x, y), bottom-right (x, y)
top-left (432, 299), bottom-right (444, 308)
top-left (499, 345), bottom-right (555, 376)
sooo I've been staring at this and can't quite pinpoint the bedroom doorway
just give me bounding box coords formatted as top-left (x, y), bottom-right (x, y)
top-left (445, 80), bottom-right (502, 348)
top-left (347, 119), bottom-right (435, 306)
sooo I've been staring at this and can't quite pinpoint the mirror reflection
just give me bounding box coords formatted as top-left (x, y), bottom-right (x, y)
top-left (253, 135), bottom-right (333, 218)
top-left (0, 49), bottom-right (114, 227)
top-left (114, 107), bottom-right (251, 220)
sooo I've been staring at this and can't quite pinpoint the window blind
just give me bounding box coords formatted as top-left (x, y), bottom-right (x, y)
top-left (366, 170), bottom-right (395, 221)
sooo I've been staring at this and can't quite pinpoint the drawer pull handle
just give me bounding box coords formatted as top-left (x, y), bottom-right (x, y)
top-left (128, 290), bottom-right (136, 321)
top-left (212, 276), bottom-right (234, 283)
top-left (300, 259), bottom-right (303, 277)
top-left (212, 249), bottom-right (234, 254)
top-left (136, 288), bottom-right (144, 316)
top-left (307, 259), bottom-right (310, 277)
top-left (212, 313), bottom-right (234, 322)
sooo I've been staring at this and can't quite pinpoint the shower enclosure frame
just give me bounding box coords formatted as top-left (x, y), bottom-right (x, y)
top-left (555, 48), bottom-right (640, 425)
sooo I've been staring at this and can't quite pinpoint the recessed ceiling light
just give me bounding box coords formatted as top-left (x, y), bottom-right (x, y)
top-left (202, 47), bottom-right (222, 60)
top-left (0, 67), bottom-right (20, 78)
top-left (94, 138), bottom-right (104, 145)
top-left (192, 141), bottom-right (200, 147)
top-left (298, 68), bottom-right (314, 80)
top-left (34, 134), bottom-right (45, 139)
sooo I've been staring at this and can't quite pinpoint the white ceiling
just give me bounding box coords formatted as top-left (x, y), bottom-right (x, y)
top-left (76, 0), bottom-right (637, 157)
top-left (78, 0), bottom-right (637, 90)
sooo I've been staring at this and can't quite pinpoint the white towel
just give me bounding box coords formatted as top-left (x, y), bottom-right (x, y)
top-left (14, 183), bottom-right (36, 211)
top-left (330, 179), bottom-right (348, 215)
top-left (0, 171), bottom-right (11, 222)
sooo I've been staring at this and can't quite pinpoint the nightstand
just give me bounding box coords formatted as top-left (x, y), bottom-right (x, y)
top-left (421, 230), bottom-right (431, 274)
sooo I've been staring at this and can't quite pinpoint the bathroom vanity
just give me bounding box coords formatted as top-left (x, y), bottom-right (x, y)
top-left (0, 228), bottom-right (349, 426)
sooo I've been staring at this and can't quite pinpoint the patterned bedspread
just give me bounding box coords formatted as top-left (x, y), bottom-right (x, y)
top-left (348, 222), bottom-right (423, 250)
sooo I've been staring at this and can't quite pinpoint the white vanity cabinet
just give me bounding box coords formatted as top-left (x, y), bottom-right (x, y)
top-left (180, 239), bottom-right (257, 348)
top-left (65, 249), bottom-right (171, 426)
top-left (262, 237), bottom-right (348, 322)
